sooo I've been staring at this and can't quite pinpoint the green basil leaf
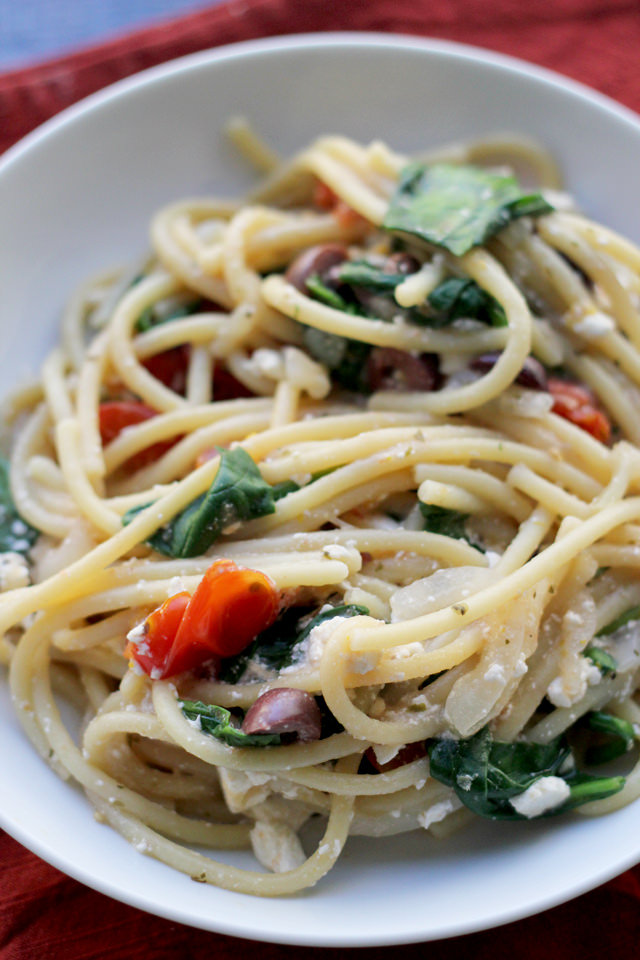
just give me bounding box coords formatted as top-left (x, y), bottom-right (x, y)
top-left (305, 275), bottom-right (353, 311)
top-left (583, 711), bottom-right (636, 765)
top-left (302, 327), bottom-right (372, 393)
top-left (427, 277), bottom-right (507, 327)
top-left (383, 162), bottom-right (553, 256)
top-left (123, 447), bottom-right (275, 558)
top-left (335, 261), bottom-right (406, 292)
top-left (429, 726), bottom-right (624, 820)
top-left (584, 645), bottom-right (618, 676)
top-left (135, 298), bottom-right (204, 333)
top-left (0, 457), bottom-right (39, 558)
top-left (180, 699), bottom-right (281, 747)
top-left (419, 503), bottom-right (484, 552)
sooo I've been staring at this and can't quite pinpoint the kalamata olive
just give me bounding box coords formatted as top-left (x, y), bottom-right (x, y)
top-left (384, 252), bottom-right (421, 275)
top-left (470, 352), bottom-right (548, 391)
top-left (367, 348), bottom-right (441, 392)
top-left (241, 688), bottom-right (322, 742)
top-left (284, 244), bottom-right (349, 293)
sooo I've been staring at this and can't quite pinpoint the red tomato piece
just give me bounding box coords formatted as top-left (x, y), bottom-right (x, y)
top-left (547, 378), bottom-right (611, 444)
top-left (172, 561), bottom-right (279, 667)
top-left (311, 180), bottom-right (368, 230)
top-left (98, 401), bottom-right (157, 445)
top-left (125, 561), bottom-right (280, 679)
top-left (125, 592), bottom-right (190, 677)
top-left (98, 400), bottom-right (178, 470)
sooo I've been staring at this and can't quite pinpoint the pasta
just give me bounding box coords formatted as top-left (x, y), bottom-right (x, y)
top-left (2, 126), bottom-right (640, 897)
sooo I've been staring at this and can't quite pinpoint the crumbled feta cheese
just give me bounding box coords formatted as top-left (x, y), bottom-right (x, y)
top-left (483, 662), bottom-right (506, 684)
top-left (0, 551), bottom-right (30, 591)
top-left (573, 312), bottom-right (615, 339)
top-left (509, 776), bottom-right (571, 818)
top-left (418, 795), bottom-right (463, 830)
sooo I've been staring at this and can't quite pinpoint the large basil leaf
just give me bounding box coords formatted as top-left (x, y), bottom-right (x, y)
top-left (180, 699), bottom-right (280, 747)
top-left (428, 726), bottom-right (624, 820)
top-left (123, 447), bottom-right (275, 558)
top-left (0, 457), bottom-right (39, 557)
top-left (383, 163), bottom-right (553, 256)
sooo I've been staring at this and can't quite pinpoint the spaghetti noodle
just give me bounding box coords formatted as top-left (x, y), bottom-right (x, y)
top-left (2, 129), bottom-right (640, 896)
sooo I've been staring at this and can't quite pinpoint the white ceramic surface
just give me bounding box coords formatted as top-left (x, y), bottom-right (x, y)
top-left (1, 33), bottom-right (639, 947)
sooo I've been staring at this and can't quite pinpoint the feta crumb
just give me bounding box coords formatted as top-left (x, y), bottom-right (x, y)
top-left (418, 795), bottom-right (462, 829)
top-left (509, 776), bottom-right (571, 818)
top-left (573, 312), bottom-right (615, 339)
top-left (483, 662), bottom-right (506, 684)
top-left (0, 551), bottom-right (30, 591)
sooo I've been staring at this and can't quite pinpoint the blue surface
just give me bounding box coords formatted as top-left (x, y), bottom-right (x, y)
top-left (0, 0), bottom-right (218, 69)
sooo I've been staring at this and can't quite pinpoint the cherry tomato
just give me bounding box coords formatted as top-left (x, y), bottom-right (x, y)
top-left (125, 592), bottom-right (190, 677)
top-left (98, 401), bottom-right (178, 470)
top-left (173, 561), bottom-right (279, 664)
top-left (312, 180), bottom-right (368, 230)
top-left (547, 377), bottom-right (611, 444)
top-left (125, 561), bottom-right (280, 679)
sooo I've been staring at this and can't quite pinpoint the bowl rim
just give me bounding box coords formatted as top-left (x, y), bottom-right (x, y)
top-left (2, 30), bottom-right (639, 178)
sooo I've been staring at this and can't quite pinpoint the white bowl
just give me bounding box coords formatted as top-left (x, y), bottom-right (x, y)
top-left (1, 33), bottom-right (639, 947)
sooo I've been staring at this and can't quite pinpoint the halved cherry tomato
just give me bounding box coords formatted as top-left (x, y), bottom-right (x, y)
top-left (125, 560), bottom-right (280, 679)
top-left (98, 401), bottom-right (178, 470)
top-left (173, 561), bottom-right (279, 662)
top-left (312, 180), bottom-right (368, 230)
top-left (125, 592), bottom-right (190, 677)
top-left (547, 377), bottom-right (611, 444)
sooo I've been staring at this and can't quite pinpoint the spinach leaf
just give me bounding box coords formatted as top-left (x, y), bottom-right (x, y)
top-left (136, 298), bottom-right (204, 334)
top-left (305, 275), bottom-right (354, 312)
top-left (383, 163), bottom-right (553, 256)
top-left (123, 447), bottom-right (276, 557)
top-left (271, 479), bottom-right (301, 500)
top-left (180, 699), bottom-right (280, 747)
top-left (0, 457), bottom-right (39, 557)
top-left (302, 327), bottom-right (372, 393)
top-left (583, 711), bottom-right (636, 766)
top-left (596, 605), bottom-right (640, 636)
top-left (419, 503), bottom-right (484, 552)
top-left (427, 277), bottom-right (507, 327)
top-left (335, 261), bottom-right (406, 292)
top-left (219, 602), bottom-right (370, 683)
top-left (428, 726), bottom-right (624, 820)
top-left (584, 645), bottom-right (618, 676)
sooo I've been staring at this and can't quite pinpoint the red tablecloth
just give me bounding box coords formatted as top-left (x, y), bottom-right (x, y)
top-left (2, 1), bottom-right (640, 956)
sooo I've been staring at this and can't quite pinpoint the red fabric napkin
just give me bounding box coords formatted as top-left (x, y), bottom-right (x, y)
top-left (2, 1), bottom-right (640, 956)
